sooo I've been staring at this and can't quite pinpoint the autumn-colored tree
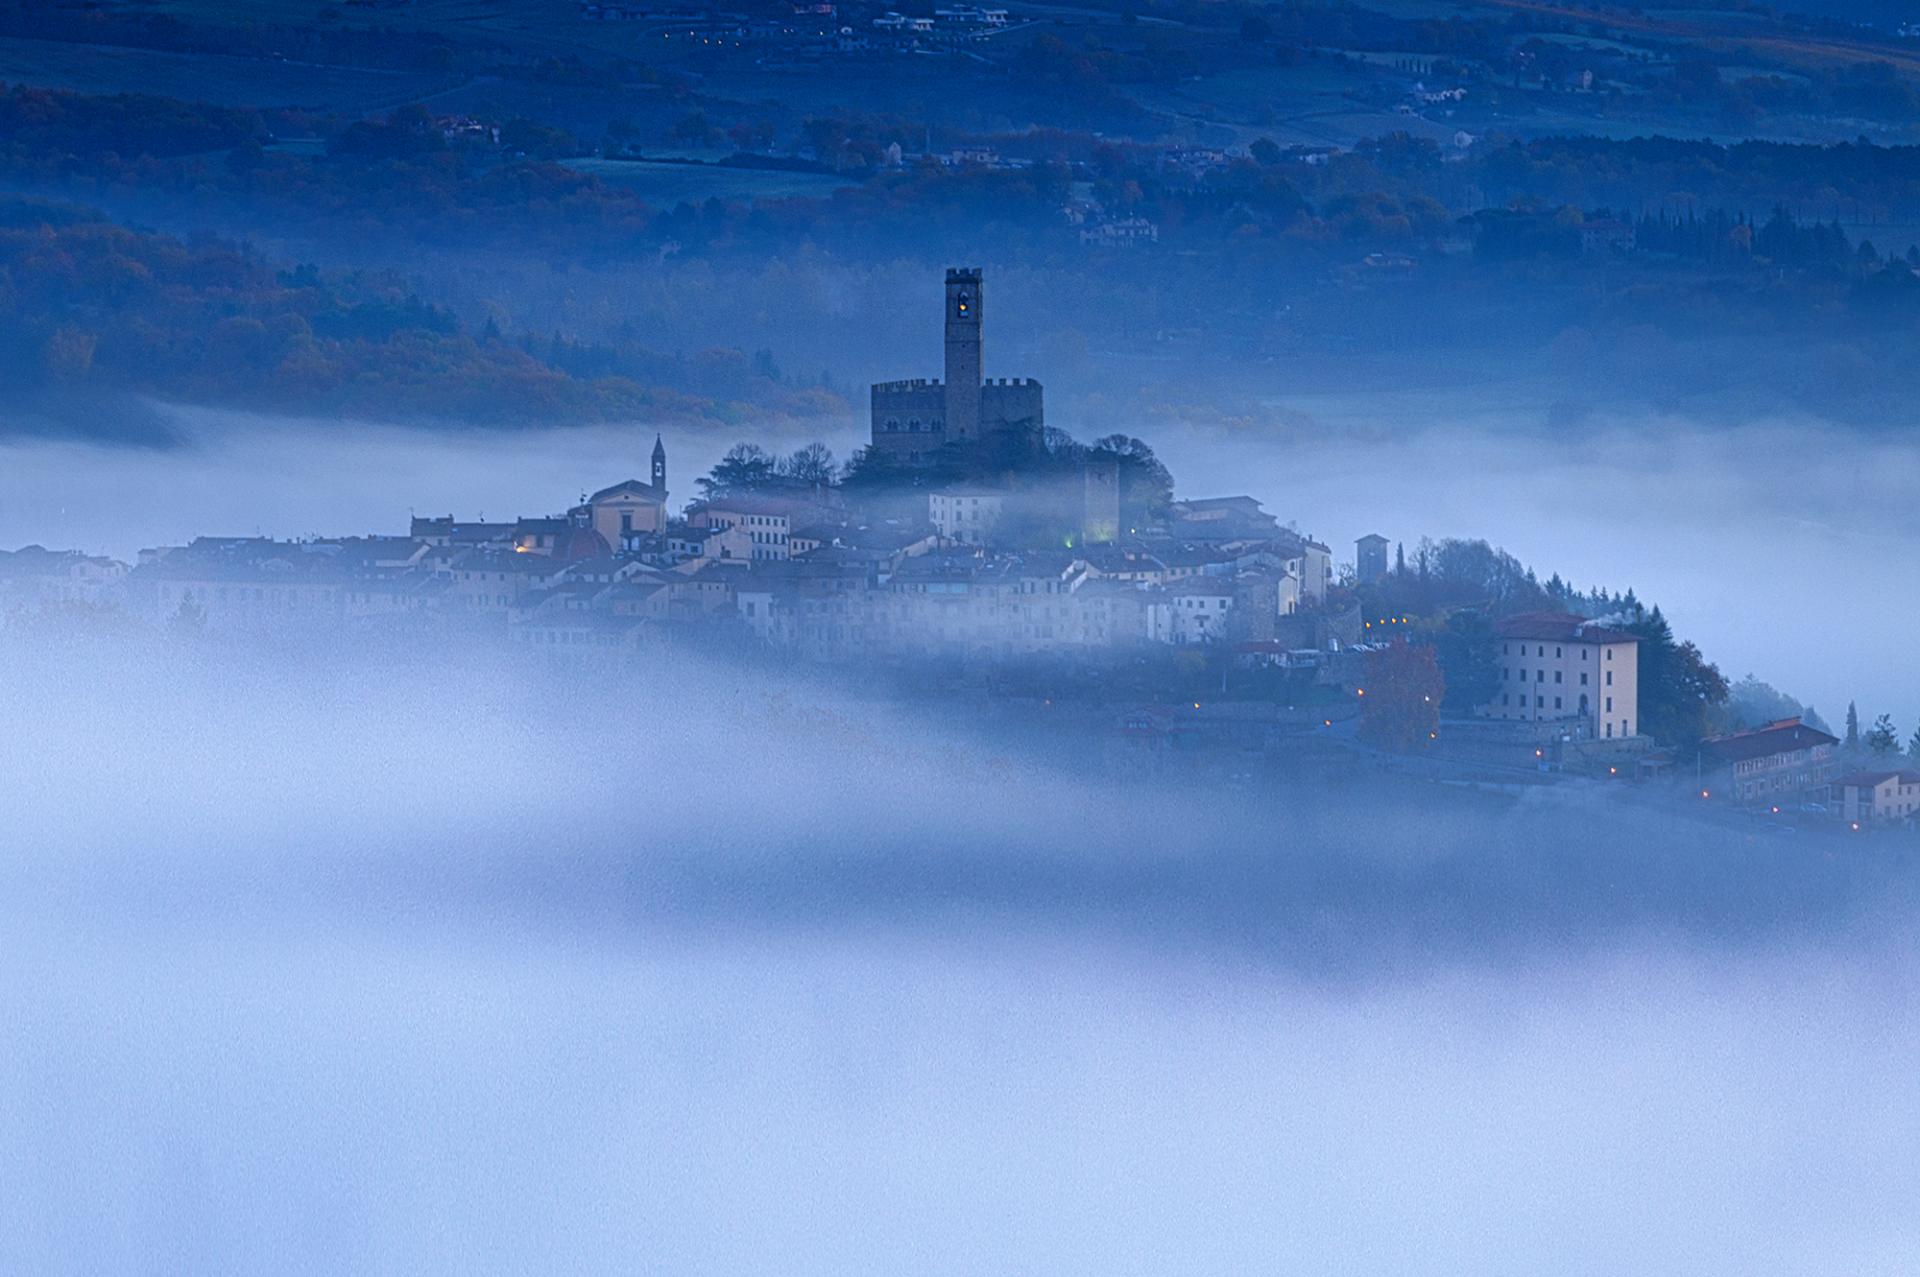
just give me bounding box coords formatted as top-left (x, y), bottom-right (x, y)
top-left (1358, 641), bottom-right (1445, 752)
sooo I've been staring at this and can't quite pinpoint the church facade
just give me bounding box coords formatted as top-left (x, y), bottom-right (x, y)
top-left (585, 434), bottom-right (669, 546)
top-left (869, 268), bottom-right (1044, 466)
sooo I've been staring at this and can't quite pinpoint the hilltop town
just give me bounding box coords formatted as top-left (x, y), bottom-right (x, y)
top-left (4, 267), bottom-right (1914, 835)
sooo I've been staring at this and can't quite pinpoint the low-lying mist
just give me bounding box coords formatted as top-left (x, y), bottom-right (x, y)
top-left (4, 637), bottom-right (1919, 1274)
top-left (3, 395), bottom-right (1912, 724)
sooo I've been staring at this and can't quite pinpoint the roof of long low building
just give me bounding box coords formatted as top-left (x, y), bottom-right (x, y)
top-left (1700, 718), bottom-right (1841, 764)
top-left (1833, 769), bottom-right (1920, 788)
top-left (1495, 611), bottom-right (1640, 644)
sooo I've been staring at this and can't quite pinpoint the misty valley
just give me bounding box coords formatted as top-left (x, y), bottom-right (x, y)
top-left (3, 0), bottom-right (1920, 1271)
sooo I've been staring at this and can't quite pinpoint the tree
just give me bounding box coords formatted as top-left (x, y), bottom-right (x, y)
top-left (1626, 606), bottom-right (1729, 747)
top-left (1088, 434), bottom-right (1173, 530)
top-left (1726, 674), bottom-right (1810, 730)
top-left (782, 442), bottom-right (837, 485)
top-left (1358, 641), bottom-right (1445, 752)
top-left (1845, 701), bottom-right (1860, 749)
top-left (501, 118), bottom-right (577, 159)
top-left (1865, 714), bottom-right (1900, 756)
top-left (669, 110), bottom-right (721, 148)
top-left (1249, 136), bottom-right (1282, 167)
top-left (1907, 724), bottom-right (1920, 763)
top-left (1430, 608), bottom-right (1497, 713)
top-left (698, 442), bottom-right (775, 498)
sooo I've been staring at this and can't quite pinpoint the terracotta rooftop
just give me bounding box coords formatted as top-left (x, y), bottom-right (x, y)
top-left (1700, 718), bottom-right (1840, 765)
top-left (1833, 769), bottom-right (1920, 788)
top-left (1495, 611), bottom-right (1639, 644)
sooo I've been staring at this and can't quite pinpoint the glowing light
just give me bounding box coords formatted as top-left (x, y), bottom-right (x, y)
top-left (1356, 688), bottom-right (1366, 697)
top-left (1701, 789), bottom-right (1711, 799)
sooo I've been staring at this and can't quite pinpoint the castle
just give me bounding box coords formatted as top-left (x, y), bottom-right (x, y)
top-left (869, 268), bottom-right (1044, 466)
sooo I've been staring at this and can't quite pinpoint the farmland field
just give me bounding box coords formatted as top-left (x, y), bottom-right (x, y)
top-left (0, 35), bottom-right (455, 111)
top-left (564, 157), bottom-right (855, 205)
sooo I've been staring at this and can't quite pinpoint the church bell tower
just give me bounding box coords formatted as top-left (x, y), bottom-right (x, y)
top-left (651, 433), bottom-right (667, 497)
top-left (943, 267), bottom-right (983, 441)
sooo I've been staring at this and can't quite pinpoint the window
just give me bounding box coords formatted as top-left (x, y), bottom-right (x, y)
top-left (1580, 673), bottom-right (1588, 686)
top-left (1605, 696), bottom-right (1613, 713)
top-left (1536, 696), bottom-right (1544, 708)
top-left (1606, 722), bottom-right (1613, 739)
top-left (1554, 697), bottom-right (1562, 710)
top-left (1554, 671), bottom-right (1562, 684)
top-left (1536, 670), bottom-right (1545, 683)
top-left (1606, 671), bottom-right (1613, 686)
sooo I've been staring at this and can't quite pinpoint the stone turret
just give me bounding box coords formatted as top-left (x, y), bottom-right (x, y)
top-left (869, 268), bottom-right (1043, 467)
top-left (944, 267), bottom-right (983, 442)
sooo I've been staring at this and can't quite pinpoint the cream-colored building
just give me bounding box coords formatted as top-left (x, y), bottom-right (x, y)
top-left (1481, 612), bottom-right (1640, 740)
top-left (694, 494), bottom-right (834, 562)
top-left (1833, 770), bottom-right (1920, 825)
top-left (1699, 718), bottom-right (1840, 804)
top-left (1148, 577), bottom-right (1237, 646)
top-left (929, 488), bottom-right (1003, 546)
top-left (588, 479), bottom-right (668, 544)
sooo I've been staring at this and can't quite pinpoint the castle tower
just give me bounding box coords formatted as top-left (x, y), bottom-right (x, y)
top-left (651, 434), bottom-right (667, 497)
top-left (943, 267), bottom-right (983, 441)
top-left (1356, 533), bottom-right (1388, 585)
top-left (1082, 458), bottom-right (1120, 546)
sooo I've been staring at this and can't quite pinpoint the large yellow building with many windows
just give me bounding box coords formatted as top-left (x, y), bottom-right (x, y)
top-left (1480, 612), bottom-right (1640, 740)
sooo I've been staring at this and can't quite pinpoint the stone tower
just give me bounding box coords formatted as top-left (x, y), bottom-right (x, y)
top-left (944, 267), bottom-right (983, 441)
top-left (1356, 533), bottom-right (1388, 585)
top-left (869, 268), bottom-right (1041, 466)
top-left (651, 433), bottom-right (667, 497)
top-left (1081, 458), bottom-right (1120, 546)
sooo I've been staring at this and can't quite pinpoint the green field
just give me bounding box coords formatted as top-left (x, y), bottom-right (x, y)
top-left (564, 157), bottom-right (855, 205)
top-left (1128, 64), bottom-right (1461, 150)
top-left (0, 35), bottom-right (453, 111)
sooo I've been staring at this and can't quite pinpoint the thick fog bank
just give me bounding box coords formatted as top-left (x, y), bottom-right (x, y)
top-left (3, 645), bottom-right (1919, 1274)
top-left (0, 406), bottom-right (865, 559)
top-left (1152, 406), bottom-right (1920, 729)
top-left (3, 399), bottom-right (1912, 724)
